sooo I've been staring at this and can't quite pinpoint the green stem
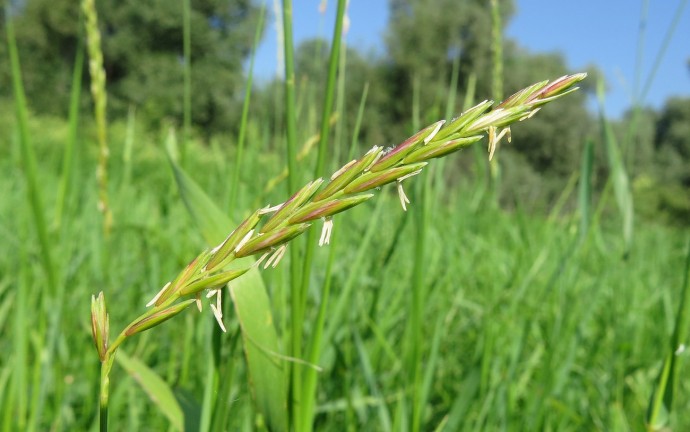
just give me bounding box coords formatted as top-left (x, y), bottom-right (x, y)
top-left (281, 0), bottom-right (304, 429)
top-left (99, 359), bottom-right (110, 432)
top-left (488, 0), bottom-right (503, 199)
top-left (228, 3), bottom-right (266, 212)
top-left (294, 3), bottom-right (347, 429)
top-left (182, 0), bottom-right (191, 166)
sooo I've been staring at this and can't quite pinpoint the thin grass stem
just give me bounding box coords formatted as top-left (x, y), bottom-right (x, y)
top-left (182, 0), bottom-right (191, 166)
top-left (228, 3), bottom-right (266, 214)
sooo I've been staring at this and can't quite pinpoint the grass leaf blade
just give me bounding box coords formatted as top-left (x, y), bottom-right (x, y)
top-left (647, 237), bottom-right (690, 430)
top-left (597, 79), bottom-right (634, 254)
top-left (116, 351), bottom-right (184, 431)
top-left (167, 152), bottom-right (287, 431)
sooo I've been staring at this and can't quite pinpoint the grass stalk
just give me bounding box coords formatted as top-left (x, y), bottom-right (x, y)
top-left (349, 82), bottom-right (370, 160)
top-left (280, 1), bottom-right (304, 429)
top-left (228, 3), bottom-right (266, 214)
top-left (409, 177), bottom-right (428, 432)
top-left (121, 107), bottom-right (136, 190)
top-left (488, 0), bottom-right (503, 200)
top-left (408, 70), bottom-right (427, 432)
top-left (297, 2), bottom-right (348, 428)
top-left (490, 0), bottom-right (503, 102)
top-left (182, 0), bottom-right (191, 166)
top-left (13, 224), bottom-right (30, 430)
top-left (82, 0), bottom-right (112, 237)
top-left (301, 229), bottom-right (338, 431)
top-left (597, 79), bottom-right (634, 254)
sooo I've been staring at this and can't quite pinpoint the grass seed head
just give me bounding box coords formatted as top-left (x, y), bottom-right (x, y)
top-left (126, 299), bottom-right (197, 336)
top-left (90, 291), bottom-right (109, 361)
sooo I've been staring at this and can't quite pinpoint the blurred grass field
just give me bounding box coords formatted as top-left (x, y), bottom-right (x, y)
top-left (2, 1), bottom-right (690, 431)
top-left (1, 103), bottom-right (689, 430)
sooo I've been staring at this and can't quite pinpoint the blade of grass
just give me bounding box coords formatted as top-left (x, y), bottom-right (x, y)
top-left (6, 12), bottom-right (62, 429)
top-left (167, 151), bottom-right (287, 431)
top-left (230, 271), bottom-right (289, 431)
top-left (0, 364), bottom-right (12, 431)
top-left (416, 314), bottom-right (443, 431)
top-left (54, 36), bottom-right (84, 232)
top-left (596, 79), bottom-right (634, 255)
top-left (116, 351), bottom-right (184, 431)
top-left (121, 107), bottom-right (136, 190)
top-left (348, 82), bottom-right (370, 160)
top-left (322, 195), bottom-right (386, 345)
top-left (13, 225), bottom-right (29, 430)
top-left (5, 5), bottom-right (57, 296)
top-left (353, 327), bottom-right (393, 432)
top-left (209, 327), bottom-right (241, 432)
top-left (578, 139), bottom-right (594, 244)
top-left (647, 237), bottom-right (690, 430)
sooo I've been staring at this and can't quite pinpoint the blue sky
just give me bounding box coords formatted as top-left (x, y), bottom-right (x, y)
top-left (253, 1), bottom-right (690, 118)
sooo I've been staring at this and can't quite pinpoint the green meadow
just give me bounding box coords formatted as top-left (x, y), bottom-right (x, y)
top-left (1, 1), bottom-right (689, 431)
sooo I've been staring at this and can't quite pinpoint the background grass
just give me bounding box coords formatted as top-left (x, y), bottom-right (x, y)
top-left (1, 107), bottom-right (689, 430)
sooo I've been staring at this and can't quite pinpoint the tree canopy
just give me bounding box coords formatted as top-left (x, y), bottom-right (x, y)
top-left (1, 0), bottom-right (263, 131)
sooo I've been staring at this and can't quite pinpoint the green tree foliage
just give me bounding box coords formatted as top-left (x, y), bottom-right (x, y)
top-left (655, 97), bottom-right (690, 183)
top-left (1, 0), bottom-right (263, 132)
top-left (293, 38), bottom-right (390, 149)
top-left (252, 38), bottom-right (391, 155)
top-left (385, 0), bottom-right (514, 121)
top-left (633, 98), bottom-right (690, 224)
top-left (502, 46), bottom-right (596, 178)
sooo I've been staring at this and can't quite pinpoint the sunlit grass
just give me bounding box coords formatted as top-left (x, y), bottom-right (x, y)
top-left (2, 2), bottom-right (690, 431)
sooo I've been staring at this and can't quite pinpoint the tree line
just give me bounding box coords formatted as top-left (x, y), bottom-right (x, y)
top-left (1, 0), bottom-right (688, 222)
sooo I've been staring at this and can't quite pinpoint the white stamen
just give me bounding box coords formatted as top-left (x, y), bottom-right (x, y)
top-left (366, 145), bottom-right (381, 155)
top-left (397, 182), bottom-right (411, 211)
top-left (234, 229), bottom-right (255, 253)
top-left (488, 126), bottom-right (510, 161)
top-left (255, 251), bottom-right (271, 268)
top-left (265, 245), bottom-right (287, 268)
top-left (210, 304), bottom-right (227, 332)
top-left (423, 120), bottom-right (446, 144)
top-left (260, 202), bottom-right (283, 214)
top-left (216, 289), bottom-right (222, 318)
top-left (519, 107), bottom-right (541, 121)
top-left (364, 146), bottom-right (384, 171)
top-left (319, 218), bottom-right (334, 246)
top-left (676, 344), bottom-right (686, 355)
top-left (146, 281), bottom-right (170, 307)
top-left (331, 160), bottom-right (357, 180)
top-left (206, 288), bottom-right (218, 299)
top-left (210, 240), bottom-right (224, 255)
top-left (195, 293), bottom-right (202, 312)
top-left (397, 169), bottom-right (424, 182)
